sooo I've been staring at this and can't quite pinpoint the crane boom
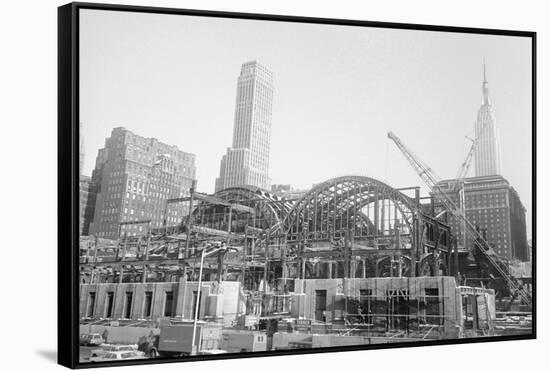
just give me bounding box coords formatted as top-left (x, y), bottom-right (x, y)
top-left (387, 131), bottom-right (532, 308)
top-left (455, 137), bottom-right (475, 182)
top-left (453, 137), bottom-right (475, 256)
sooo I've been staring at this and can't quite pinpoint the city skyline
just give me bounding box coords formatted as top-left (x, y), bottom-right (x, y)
top-left (79, 9), bottom-right (532, 235)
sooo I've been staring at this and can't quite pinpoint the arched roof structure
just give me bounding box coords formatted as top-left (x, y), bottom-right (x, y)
top-left (193, 185), bottom-right (293, 233)
top-left (282, 175), bottom-right (417, 241)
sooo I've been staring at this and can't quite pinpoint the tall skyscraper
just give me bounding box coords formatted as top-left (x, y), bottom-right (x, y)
top-left (474, 64), bottom-right (502, 176)
top-left (215, 61), bottom-right (274, 192)
top-left (89, 127), bottom-right (196, 239)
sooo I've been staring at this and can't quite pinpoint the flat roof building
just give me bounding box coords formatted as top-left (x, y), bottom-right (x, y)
top-left (435, 175), bottom-right (529, 262)
top-left (88, 127), bottom-right (196, 239)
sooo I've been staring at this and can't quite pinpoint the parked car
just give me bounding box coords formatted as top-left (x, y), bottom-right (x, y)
top-left (89, 344), bottom-right (137, 359)
top-left (91, 350), bottom-right (147, 362)
top-left (80, 333), bottom-right (105, 346)
top-left (79, 334), bottom-right (90, 346)
top-left (147, 253), bottom-right (165, 260)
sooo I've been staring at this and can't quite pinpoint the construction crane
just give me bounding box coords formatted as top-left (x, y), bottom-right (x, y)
top-left (454, 137), bottom-right (476, 183)
top-left (387, 131), bottom-right (532, 309)
top-left (453, 137), bottom-right (475, 248)
top-left (433, 137), bottom-right (475, 218)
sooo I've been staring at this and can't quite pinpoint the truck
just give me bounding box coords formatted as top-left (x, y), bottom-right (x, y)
top-left (220, 330), bottom-right (267, 353)
top-left (137, 322), bottom-right (222, 358)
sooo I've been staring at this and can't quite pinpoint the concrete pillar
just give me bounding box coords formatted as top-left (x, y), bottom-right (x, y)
top-left (113, 284), bottom-right (124, 319)
top-left (174, 278), bottom-right (188, 319)
top-left (132, 285), bottom-right (143, 319)
top-left (141, 264), bottom-right (147, 283)
top-left (362, 259), bottom-right (367, 278)
top-left (433, 250), bottom-right (439, 277)
top-left (217, 251), bottom-right (225, 282)
top-left (398, 256), bottom-right (403, 277)
top-left (350, 260), bottom-right (359, 278)
top-left (374, 196), bottom-right (379, 233)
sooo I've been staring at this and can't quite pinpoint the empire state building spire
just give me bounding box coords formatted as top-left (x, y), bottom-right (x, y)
top-left (482, 62), bottom-right (490, 105)
top-left (474, 63), bottom-right (502, 176)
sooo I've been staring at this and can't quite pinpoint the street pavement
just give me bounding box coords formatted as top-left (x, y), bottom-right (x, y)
top-left (79, 346), bottom-right (95, 363)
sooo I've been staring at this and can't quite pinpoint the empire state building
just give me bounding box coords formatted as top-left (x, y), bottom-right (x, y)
top-left (474, 64), bottom-right (502, 176)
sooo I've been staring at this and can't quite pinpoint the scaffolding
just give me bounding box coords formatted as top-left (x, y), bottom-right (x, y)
top-left (80, 176), bottom-right (456, 291)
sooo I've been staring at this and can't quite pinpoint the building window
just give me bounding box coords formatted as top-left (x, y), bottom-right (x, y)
top-left (86, 292), bottom-right (96, 317)
top-left (105, 292), bottom-right (114, 318)
top-left (123, 292), bottom-right (133, 319)
top-left (164, 291), bottom-right (174, 317)
top-left (143, 292), bottom-right (153, 318)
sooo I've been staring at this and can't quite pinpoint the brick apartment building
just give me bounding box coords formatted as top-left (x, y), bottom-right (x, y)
top-left (88, 127), bottom-right (196, 239)
top-left (434, 175), bottom-right (529, 262)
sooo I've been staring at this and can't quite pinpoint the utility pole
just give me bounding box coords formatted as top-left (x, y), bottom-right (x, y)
top-left (242, 229), bottom-right (248, 286)
top-left (142, 225), bottom-right (151, 283)
top-left (263, 231), bottom-right (270, 294)
top-left (185, 180), bottom-right (197, 259)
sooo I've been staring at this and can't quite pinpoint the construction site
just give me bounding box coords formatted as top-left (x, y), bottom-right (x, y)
top-left (79, 132), bottom-right (532, 359)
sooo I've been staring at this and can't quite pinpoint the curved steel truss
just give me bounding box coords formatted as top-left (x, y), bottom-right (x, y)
top-left (282, 176), bottom-right (416, 245)
top-left (193, 185), bottom-right (293, 234)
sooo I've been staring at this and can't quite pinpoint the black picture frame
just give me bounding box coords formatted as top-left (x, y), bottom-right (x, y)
top-left (58, 2), bottom-right (536, 369)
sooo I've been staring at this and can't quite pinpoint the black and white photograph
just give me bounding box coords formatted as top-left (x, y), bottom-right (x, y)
top-left (61, 2), bottom-right (535, 367)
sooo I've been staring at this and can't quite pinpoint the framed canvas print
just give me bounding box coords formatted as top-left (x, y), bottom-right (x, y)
top-left (58, 2), bottom-right (536, 368)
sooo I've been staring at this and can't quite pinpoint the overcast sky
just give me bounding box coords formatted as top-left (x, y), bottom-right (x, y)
top-left (79, 9), bottom-right (533, 236)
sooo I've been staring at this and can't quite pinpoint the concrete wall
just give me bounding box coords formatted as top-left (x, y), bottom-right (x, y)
top-left (80, 281), bottom-right (179, 320)
top-left (220, 281), bottom-right (245, 326)
top-left (293, 279), bottom-right (346, 321)
top-left (272, 333), bottom-right (312, 349)
top-left (80, 277), bottom-right (494, 341)
top-left (272, 332), bottom-right (424, 350)
top-left (80, 280), bottom-right (243, 324)
top-left (292, 277), bottom-right (463, 337)
top-left (311, 334), bottom-right (369, 347)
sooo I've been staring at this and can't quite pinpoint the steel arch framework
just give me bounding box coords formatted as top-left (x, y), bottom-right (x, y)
top-left (282, 176), bottom-right (417, 244)
top-left (193, 185), bottom-right (293, 234)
